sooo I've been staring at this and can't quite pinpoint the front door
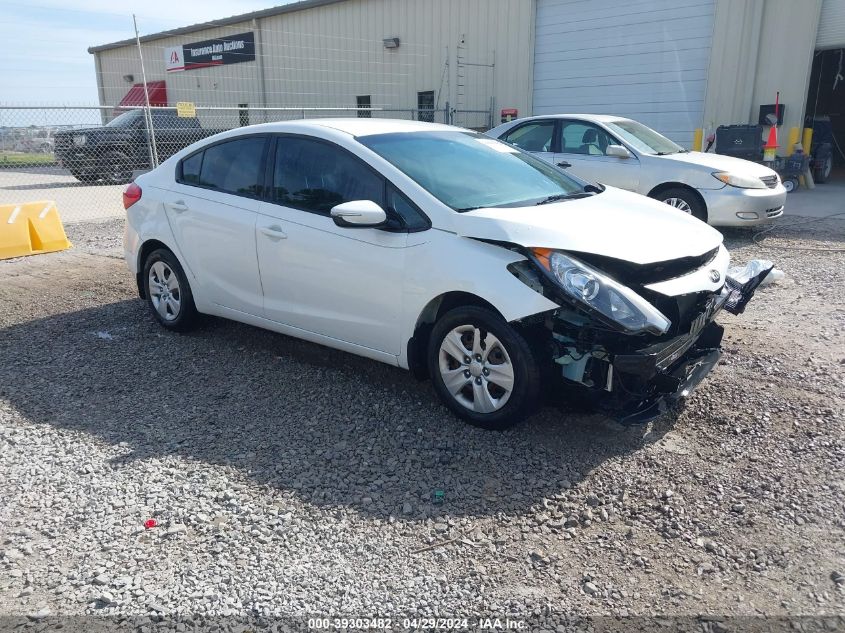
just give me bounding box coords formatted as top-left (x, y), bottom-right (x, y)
top-left (256, 136), bottom-right (407, 355)
top-left (164, 135), bottom-right (267, 316)
top-left (555, 120), bottom-right (640, 190)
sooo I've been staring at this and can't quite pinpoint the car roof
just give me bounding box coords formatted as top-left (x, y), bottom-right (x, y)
top-left (510, 114), bottom-right (631, 124)
top-left (240, 118), bottom-right (458, 138)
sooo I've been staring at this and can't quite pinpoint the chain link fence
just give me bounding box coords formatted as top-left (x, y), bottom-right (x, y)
top-left (0, 104), bottom-right (493, 224)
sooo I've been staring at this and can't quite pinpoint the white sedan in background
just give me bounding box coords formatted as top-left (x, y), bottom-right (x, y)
top-left (123, 119), bottom-right (767, 430)
top-left (487, 114), bottom-right (787, 227)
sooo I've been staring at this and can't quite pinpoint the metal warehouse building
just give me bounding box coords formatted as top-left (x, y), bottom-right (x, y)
top-left (90, 0), bottom-right (845, 155)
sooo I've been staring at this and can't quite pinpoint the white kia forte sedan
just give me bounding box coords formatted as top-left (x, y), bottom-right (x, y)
top-left (123, 119), bottom-right (767, 429)
top-left (487, 115), bottom-right (787, 227)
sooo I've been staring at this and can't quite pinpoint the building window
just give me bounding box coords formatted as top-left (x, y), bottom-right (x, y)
top-left (417, 91), bottom-right (435, 123)
top-left (238, 103), bottom-right (249, 128)
top-left (356, 95), bottom-right (372, 118)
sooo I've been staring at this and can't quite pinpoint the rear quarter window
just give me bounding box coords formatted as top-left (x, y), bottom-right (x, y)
top-left (179, 151), bottom-right (203, 184)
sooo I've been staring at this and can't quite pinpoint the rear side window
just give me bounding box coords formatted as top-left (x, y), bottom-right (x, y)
top-left (198, 137), bottom-right (266, 197)
top-left (272, 137), bottom-right (383, 214)
top-left (179, 151), bottom-right (203, 184)
top-left (502, 121), bottom-right (556, 152)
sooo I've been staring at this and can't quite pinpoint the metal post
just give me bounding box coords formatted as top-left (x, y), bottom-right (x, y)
top-left (253, 18), bottom-right (268, 123)
top-left (133, 14), bottom-right (159, 169)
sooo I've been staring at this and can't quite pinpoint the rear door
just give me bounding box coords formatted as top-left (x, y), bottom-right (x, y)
top-left (256, 135), bottom-right (411, 355)
top-left (164, 135), bottom-right (268, 316)
top-left (554, 119), bottom-right (640, 190)
top-left (497, 119), bottom-right (558, 165)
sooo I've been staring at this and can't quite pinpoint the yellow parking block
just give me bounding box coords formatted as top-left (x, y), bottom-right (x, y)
top-left (0, 201), bottom-right (72, 260)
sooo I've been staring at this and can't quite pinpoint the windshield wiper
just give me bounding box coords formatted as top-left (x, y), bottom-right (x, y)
top-left (455, 206), bottom-right (483, 212)
top-left (656, 149), bottom-right (687, 155)
top-left (536, 191), bottom-right (596, 205)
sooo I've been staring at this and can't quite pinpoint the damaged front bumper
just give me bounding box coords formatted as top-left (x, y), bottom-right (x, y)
top-left (551, 265), bottom-right (771, 425)
top-left (607, 322), bottom-right (724, 424)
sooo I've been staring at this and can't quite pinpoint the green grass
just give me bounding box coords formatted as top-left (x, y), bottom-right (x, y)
top-left (0, 152), bottom-right (57, 167)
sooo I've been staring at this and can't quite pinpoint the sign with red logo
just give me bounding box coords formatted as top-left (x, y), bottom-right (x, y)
top-left (165, 32), bottom-right (255, 73)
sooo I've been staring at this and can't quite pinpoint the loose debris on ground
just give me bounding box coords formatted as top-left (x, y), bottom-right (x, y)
top-left (1, 217), bottom-right (843, 626)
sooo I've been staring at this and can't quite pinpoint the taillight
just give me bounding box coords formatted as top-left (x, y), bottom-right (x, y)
top-left (123, 182), bottom-right (142, 209)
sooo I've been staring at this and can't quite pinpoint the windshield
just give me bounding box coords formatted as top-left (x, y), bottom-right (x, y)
top-left (105, 110), bottom-right (142, 128)
top-left (359, 131), bottom-right (591, 211)
top-left (604, 119), bottom-right (686, 155)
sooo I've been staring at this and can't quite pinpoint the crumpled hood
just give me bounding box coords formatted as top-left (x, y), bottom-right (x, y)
top-left (454, 186), bottom-right (723, 265)
top-left (658, 151), bottom-right (777, 178)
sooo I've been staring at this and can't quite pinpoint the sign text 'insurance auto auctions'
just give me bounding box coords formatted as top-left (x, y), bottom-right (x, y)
top-left (165, 32), bottom-right (256, 72)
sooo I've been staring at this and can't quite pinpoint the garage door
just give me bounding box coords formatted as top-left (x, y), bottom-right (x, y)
top-left (532, 0), bottom-right (715, 148)
top-left (817, 0), bottom-right (845, 48)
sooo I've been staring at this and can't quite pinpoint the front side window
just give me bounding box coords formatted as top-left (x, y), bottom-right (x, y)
top-left (559, 121), bottom-right (618, 156)
top-left (386, 184), bottom-right (429, 231)
top-left (359, 131), bottom-right (588, 212)
top-left (501, 121), bottom-right (556, 152)
top-left (272, 137), bottom-right (383, 214)
top-left (197, 136), bottom-right (266, 197)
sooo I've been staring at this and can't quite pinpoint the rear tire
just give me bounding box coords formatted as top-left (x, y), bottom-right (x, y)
top-left (427, 306), bottom-right (541, 430)
top-left (652, 187), bottom-right (707, 223)
top-left (142, 248), bottom-right (199, 332)
top-left (814, 155), bottom-right (832, 184)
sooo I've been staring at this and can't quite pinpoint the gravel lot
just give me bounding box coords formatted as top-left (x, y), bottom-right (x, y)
top-left (0, 217), bottom-right (843, 630)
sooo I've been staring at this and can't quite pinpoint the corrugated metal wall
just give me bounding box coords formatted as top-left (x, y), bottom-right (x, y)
top-left (702, 0), bottom-right (823, 151)
top-left (817, 0), bottom-right (845, 49)
top-left (532, 0), bottom-right (716, 147)
top-left (94, 0), bottom-right (533, 125)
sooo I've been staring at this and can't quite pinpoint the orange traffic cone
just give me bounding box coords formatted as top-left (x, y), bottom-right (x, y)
top-left (763, 124), bottom-right (778, 162)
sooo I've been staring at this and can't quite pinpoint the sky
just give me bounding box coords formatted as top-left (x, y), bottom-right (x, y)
top-left (0, 0), bottom-right (290, 106)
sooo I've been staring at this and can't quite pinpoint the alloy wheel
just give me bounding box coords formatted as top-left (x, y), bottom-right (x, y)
top-left (438, 324), bottom-right (515, 413)
top-left (663, 197), bottom-right (692, 213)
top-left (148, 261), bottom-right (181, 321)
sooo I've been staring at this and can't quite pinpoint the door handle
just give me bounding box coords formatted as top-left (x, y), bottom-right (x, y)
top-left (168, 200), bottom-right (189, 213)
top-left (260, 225), bottom-right (287, 240)
top-left (557, 161), bottom-right (571, 168)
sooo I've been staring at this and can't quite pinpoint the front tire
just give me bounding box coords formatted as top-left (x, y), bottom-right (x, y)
top-left (142, 249), bottom-right (198, 332)
top-left (427, 306), bottom-right (541, 430)
top-left (652, 187), bottom-right (707, 223)
top-left (103, 151), bottom-right (133, 185)
top-left (783, 177), bottom-right (799, 193)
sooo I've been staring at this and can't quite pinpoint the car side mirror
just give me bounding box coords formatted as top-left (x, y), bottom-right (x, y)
top-left (330, 200), bottom-right (387, 228)
top-left (606, 144), bottom-right (632, 159)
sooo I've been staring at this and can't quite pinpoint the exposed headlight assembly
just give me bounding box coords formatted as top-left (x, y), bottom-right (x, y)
top-left (531, 249), bottom-right (671, 335)
top-left (712, 171), bottom-right (767, 189)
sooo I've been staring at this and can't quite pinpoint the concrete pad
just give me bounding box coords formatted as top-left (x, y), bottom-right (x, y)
top-left (781, 169), bottom-right (845, 219)
top-left (0, 166), bottom-right (124, 224)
